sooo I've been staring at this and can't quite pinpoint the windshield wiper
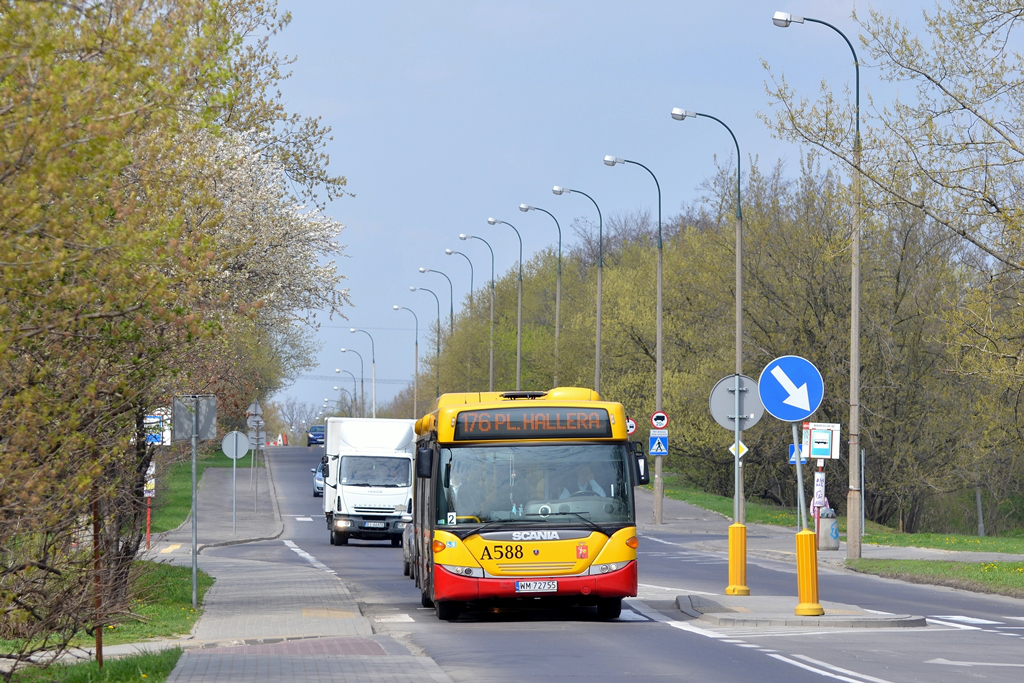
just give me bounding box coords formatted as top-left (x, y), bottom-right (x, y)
top-left (542, 511), bottom-right (604, 533)
top-left (472, 518), bottom-right (537, 534)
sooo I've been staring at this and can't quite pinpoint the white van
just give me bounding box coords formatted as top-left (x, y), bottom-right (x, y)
top-left (321, 417), bottom-right (415, 546)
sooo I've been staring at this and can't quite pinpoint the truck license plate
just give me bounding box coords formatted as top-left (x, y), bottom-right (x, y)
top-left (515, 581), bottom-right (557, 593)
top-left (363, 521), bottom-right (386, 528)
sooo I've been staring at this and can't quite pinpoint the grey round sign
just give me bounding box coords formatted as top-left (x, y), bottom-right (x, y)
top-left (709, 375), bottom-right (765, 431)
top-left (221, 431), bottom-right (251, 460)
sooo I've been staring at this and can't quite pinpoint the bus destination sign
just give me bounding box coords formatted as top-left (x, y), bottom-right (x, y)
top-left (454, 407), bottom-right (613, 441)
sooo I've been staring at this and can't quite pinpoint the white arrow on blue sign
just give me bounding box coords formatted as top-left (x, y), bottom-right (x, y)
top-left (649, 436), bottom-right (668, 456)
top-left (758, 355), bottom-right (824, 423)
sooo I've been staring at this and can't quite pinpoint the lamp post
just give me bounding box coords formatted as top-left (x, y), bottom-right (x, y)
top-left (419, 267), bottom-right (454, 333)
top-left (393, 305), bottom-right (419, 418)
top-left (520, 203), bottom-right (562, 386)
top-left (774, 9), bottom-right (863, 559)
top-left (604, 155), bottom-right (664, 523)
top-left (339, 348), bottom-right (364, 418)
top-left (461, 233), bottom-right (495, 391)
top-left (411, 285), bottom-right (441, 398)
top-left (334, 368), bottom-right (357, 411)
top-left (553, 185), bottom-right (603, 393)
top-left (349, 328), bottom-right (376, 419)
top-left (332, 386), bottom-right (354, 416)
top-left (488, 217), bottom-right (524, 390)
top-left (445, 248), bottom-right (474, 298)
top-left (672, 107), bottom-right (747, 595)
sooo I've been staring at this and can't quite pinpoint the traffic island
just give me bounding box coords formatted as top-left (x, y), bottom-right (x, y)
top-left (675, 594), bottom-right (927, 628)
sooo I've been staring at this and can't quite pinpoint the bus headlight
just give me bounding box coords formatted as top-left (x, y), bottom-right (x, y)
top-left (440, 565), bottom-right (484, 578)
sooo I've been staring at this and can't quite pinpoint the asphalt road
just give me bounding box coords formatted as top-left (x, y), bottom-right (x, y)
top-left (204, 446), bottom-right (1024, 683)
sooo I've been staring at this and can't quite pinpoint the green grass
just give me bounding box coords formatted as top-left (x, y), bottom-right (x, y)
top-left (658, 474), bottom-right (803, 527)
top-left (1, 562), bottom-right (213, 658)
top-left (847, 559), bottom-right (1024, 599)
top-left (11, 648), bottom-right (182, 682)
top-left (151, 449), bottom-right (256, 532)
top-left (863, 531), bottom-right (1024, 554)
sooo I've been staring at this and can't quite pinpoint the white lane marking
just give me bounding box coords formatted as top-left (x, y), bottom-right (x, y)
top-left (927, 658), bottom-right (1024, 668)
top-left (665, 619), bottom-right (728, 639)
top-left (793, 655), bottom-right (897, 683)
top-left (295, 517), bottom-right (313, 522)
top-left (282, 539), bottom-right (336, 575)
top-left (926, 618), bottom-right (981, 630)
top-left (931, 615), bottom-right (1002, 625)
top-left (770, 654), bottom-right (892, 683)
top-left (375, 614), bottom-right (414, 622)
top-left (641, 535), bottom-right (682, 546)
top-left (1005, 616), bottom-right (1024, 622)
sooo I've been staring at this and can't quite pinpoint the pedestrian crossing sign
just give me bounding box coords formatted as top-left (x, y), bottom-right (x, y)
top-left (649, 436), bottom-right (668, 456)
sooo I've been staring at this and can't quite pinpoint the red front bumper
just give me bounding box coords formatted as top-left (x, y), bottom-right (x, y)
top-left (433, 561), bottom-right (637, 602)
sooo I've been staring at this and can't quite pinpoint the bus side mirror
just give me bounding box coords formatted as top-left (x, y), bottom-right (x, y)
top-left (416, 446), bottom-right (433, 478)
top-left (631, 441), bottom-right (650, 485)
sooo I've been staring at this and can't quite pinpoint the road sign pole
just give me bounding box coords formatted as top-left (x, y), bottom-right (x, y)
top-left (793, 423), bottom-right (808, 530)
top-left (232, 432), bottom-right (238, 535)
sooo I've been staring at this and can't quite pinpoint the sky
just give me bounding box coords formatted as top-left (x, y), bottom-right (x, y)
top-left (268, 0), bottom-right (926, 414)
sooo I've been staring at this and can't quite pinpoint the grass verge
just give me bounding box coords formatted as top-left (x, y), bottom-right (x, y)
top-left (151, 449), bottom-right (256, 533)
top-left (847, 558), bottom-right (1024, 599)
top-left (11, 648), bottom-right (182, 682)
top-left (862, 531), bottom-right (1024, 555)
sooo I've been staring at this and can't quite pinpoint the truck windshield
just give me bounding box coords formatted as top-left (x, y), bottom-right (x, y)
top-left (436, 443), bottom-right (634, 526)
top-left (340, 456), bottom-right (411, 487)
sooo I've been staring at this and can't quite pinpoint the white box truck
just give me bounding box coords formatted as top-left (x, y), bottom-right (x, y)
top-left (321, 417), bottom-right (416, 546)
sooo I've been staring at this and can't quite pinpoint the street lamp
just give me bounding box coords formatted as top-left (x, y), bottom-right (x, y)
top-left (553, 185), bottom-right (603, 393)
top-left (339, 347), bottom-right (364, 418)
top-left (349, 328), bottom-right (376, 419)
top-left (419, 267), bottom-right (454, 333)
top-left (393, 305), bottom-right (419, 418)
top-left (774, 9), bottom-right (864, 559)
top-left (604, 154), bottom-right (664, 522)
top-left (672, 106), bottom-right (747, 595)
top-left (445, 248), bottom-right (474, 298)
top-left (411, 285), bottom-right (441, 398)
top-left (461, 233), bottom-right (495, 391)
top-left (332, 386), bottom-right (354, 416)
top-left (520, 203), bottom-right (562, 386)
top-left (488, 217), bottom-right (523, 390)
top-left (334, 368), bottom-right (357, 411)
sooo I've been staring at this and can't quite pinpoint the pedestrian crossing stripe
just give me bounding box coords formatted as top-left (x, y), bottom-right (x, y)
top-left (649, 436), bottom-right (668, 455)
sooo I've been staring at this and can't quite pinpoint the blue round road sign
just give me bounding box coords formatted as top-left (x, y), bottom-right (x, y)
top-left (757, 355), bottom-right (824, 422)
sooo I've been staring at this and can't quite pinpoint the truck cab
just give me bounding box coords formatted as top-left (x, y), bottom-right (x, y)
top-left (321, 417), bottom-right (416, 546)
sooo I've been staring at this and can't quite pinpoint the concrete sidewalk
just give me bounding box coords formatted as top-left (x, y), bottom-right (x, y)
top-left (110, 449), bottom-right (452, 682)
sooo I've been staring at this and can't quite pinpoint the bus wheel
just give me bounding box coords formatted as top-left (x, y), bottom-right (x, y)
top-left (436, 600), bottom-right (461, 622)
top-left (596, 597), bottom-right (622, 620)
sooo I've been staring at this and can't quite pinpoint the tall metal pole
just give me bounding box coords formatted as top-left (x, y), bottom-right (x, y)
top-left (605, 156), bottom-right (663, 522)
top-left (341, 348), bottom-right (364, 418)
top-left (446, 249), bottom-right (474, 299)
top-left (521, 204), bottom-right (562, 387)
top-left (462, 234), bottom-right (495, 392)
top-left (394, 305), bottom-right (419, 418)
top-left (773, 10), bottom-right (862, 558)
top-left (412, 286), bottom-right (441, 397)
top-left (554, 186), bottom-right (603, 392)
top-left (489, 218), bottom-right (523, 390)
top-left (191, 401), bottom-right (198, 608)
top-left (350, 329), bottom-right (377, 418)
top-left (421, 268), bottom-right (455, 334)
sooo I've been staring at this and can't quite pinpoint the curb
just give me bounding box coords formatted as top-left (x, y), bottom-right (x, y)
top-left (675, 594), bottom-right (927, 629)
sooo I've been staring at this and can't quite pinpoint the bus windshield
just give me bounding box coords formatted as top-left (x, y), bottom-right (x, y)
top-left (339, 456), bottom-right (411, 487)
top-left (436, 443), bottom-right (635, 526)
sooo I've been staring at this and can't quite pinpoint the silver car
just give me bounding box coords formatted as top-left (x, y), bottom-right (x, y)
top-left (311, 461), bottom-right (324, 497)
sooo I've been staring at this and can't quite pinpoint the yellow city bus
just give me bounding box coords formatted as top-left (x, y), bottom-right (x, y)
top-left (410, 387), bottom-right (649, 621)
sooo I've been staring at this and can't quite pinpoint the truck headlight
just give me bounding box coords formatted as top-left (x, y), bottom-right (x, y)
top-left (394, 522), bottom-right (406, 530)
top-left (334, 519), bottom-right (353, 529)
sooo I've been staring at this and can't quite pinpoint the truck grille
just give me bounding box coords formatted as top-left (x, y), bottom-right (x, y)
top-left (354, 507), bottom-right (394, 515)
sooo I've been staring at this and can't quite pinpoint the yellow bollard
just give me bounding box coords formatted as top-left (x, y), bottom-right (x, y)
top-left (725, 523), bottom-right (750, 595)
top-left (795, 528), bottom-right (823, 615)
